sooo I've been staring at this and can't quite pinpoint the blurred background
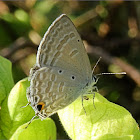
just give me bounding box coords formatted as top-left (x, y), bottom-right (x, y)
top-left (0, 0), bottom-right (140, 139)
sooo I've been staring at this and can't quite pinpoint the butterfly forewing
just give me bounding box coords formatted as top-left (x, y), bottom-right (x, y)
top-left (36, 14), bottom-right (92, 81)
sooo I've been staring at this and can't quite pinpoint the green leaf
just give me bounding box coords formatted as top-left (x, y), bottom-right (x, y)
top-left (58, 92), bottom-right (140, 140)
top-left (0, 56), bottom-right (14, 105)
top-left (0, 78), bottom-right (56, 139)
top-left (0, 78), bottom-right (34, 139)
top-left (0, 130), bottom-right (7, 140)
top-left (1, 12), bottom-right (31, 36)
top-left (0, 24), bottom-right (12, 45)
top-left (11, 118), bottom-right (56, 140)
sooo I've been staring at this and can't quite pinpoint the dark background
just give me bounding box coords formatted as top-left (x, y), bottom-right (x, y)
top-left (0, 0), bottom-right (140, 139)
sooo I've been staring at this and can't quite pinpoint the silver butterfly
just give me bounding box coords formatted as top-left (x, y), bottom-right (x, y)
top-left (27, 14), bottom-right (97, 119)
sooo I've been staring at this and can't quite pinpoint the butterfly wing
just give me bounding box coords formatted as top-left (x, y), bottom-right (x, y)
top-left (36, 14), bottom-right (92, 82)
top-left (28, 66), bottom-right (87, 118)
top-left (28, 14), bottom-right (93, 118)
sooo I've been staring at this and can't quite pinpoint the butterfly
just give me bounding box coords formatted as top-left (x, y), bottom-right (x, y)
top-left (26, 14), bottom-right (126, 121)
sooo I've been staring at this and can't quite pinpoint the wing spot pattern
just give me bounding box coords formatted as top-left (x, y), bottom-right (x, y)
top-left (58, 82), bottom-right (65, 92)
top-left (50, 74), bottom-right (56, 81)
top-left (52, 30), bottom-right (58, 38)
top-left (42, 31), bottom-right (76, 66)
top-left (69, 49), bottom-right (79, 58)
top-left (50, 52), bottom-right (61, 66)
top-left (70, 32), bottom-right (75, 38)
top-left (52, 94), bottom-right (57, 101)
top-left (34, 95), bottom-right (39, 103)
top-left (63, 22), bottom-right (70, 27)
top-left (45, 81), bottom-right (52, 93)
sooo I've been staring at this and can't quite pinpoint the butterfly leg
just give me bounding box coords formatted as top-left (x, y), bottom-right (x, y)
top-left (93, 86), bottom-right (99, 108)
top-left (92, 91), bottom-right (96, 109)
top-left (92, 85), bottom-right (99, 93)
top-left (87, 85), bottom-right (99, 109)
top-left (25, 115), bottom-right (37, 129)
top-left (81, 96), bottom-right (87, 115)
top-left (21, 102), bottom-right (30, 108)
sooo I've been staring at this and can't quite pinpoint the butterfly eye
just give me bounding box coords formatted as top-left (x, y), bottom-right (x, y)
top-left (37, 102), bottom-right (45, 111)
top-left (92, 75), bottom-right (97, 83)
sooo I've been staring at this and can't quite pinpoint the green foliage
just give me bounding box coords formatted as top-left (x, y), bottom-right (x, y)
top-left (10, 118), bottom-right (56, 140)
top-left (0, 56), bottom-right (14, 105)
top-left (58, 93), bottom-right (140, 140)
top-left (1, 11), bottom-right (31, 37)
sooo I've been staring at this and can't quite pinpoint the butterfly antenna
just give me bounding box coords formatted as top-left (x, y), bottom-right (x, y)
top-left (92, 57), bottom-right (102, 74)
top-left (25, 115), bottom-right (37, 129)
top-left (91, 57), bottom-right (126, 76)
top-left (96, 72), bottom-right (126, 76)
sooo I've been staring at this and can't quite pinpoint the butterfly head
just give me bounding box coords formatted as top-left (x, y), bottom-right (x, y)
top-left (92, 75), bottom-right (99, 85)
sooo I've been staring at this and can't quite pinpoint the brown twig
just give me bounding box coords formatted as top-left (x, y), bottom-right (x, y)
top-left (73, 8), bottom-right (97, 27)
top-left (0, 37), bottom-right (37, 59)
top-left (10, 47), bottom-right (36, 64)
top-left (85, 42), bottom-right (140, 86)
